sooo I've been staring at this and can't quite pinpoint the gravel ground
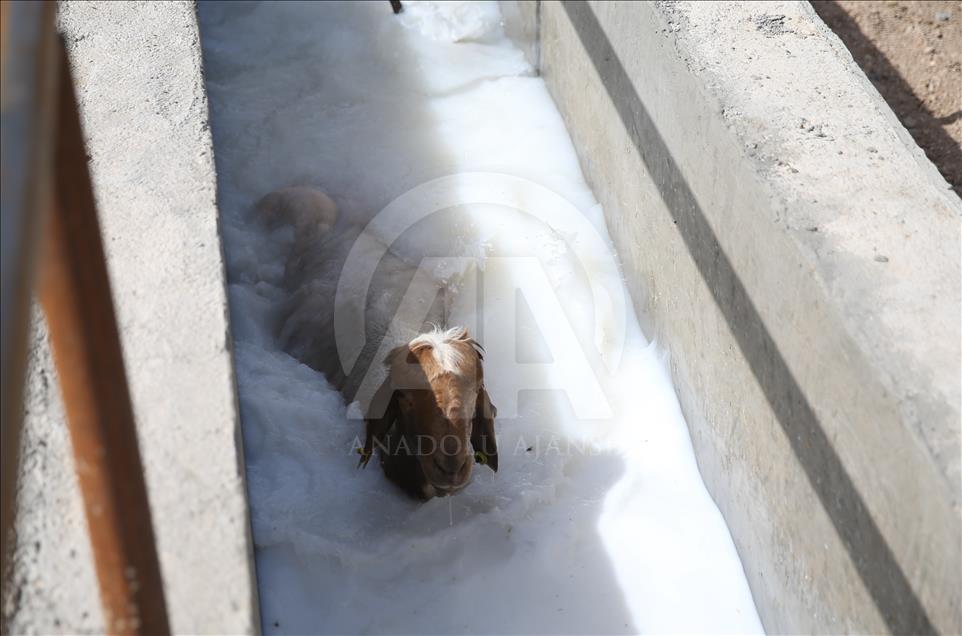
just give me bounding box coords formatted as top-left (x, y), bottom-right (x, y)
top-left (812, 1), bottom-right (962, 196)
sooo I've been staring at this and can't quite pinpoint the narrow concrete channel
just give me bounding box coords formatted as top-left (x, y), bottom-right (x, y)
top-left (199, 2), bottom-right (762, 633)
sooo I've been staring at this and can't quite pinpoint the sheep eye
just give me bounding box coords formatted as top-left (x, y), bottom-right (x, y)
top-left (397, 391), bottom-right (414, 412)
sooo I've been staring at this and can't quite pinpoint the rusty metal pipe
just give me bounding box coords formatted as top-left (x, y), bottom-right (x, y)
top-left (0, 0), bottom-right (58, 567)
top-left (37, 38), bottom-right (170, 636)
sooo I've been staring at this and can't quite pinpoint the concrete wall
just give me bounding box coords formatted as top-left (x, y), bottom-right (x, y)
top-left (503, 1), bottom-right (961, 633)
top-left (2, 2), bottom-right (259, 633)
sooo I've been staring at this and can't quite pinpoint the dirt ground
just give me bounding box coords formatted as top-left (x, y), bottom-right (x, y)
top-left (811, 1), bottom-right (961, 196)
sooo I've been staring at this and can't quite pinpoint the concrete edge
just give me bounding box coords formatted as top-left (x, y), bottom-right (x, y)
top-left (4, 2), bottom-right (260, 633)
top-left (503, 0), bottom-right (960, 633)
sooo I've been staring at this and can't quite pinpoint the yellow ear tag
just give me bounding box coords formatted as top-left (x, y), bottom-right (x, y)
top-left (474, 451), bottom-right (488, 465)
top-left (357, 447), bottom-right (372, 468)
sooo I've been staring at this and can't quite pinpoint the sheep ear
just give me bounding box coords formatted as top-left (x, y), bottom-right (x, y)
top-left (360, 379), bottom-right (399, 469)
top-left (467, 338), bottom-right (484, 360)
top-left (471, 384), bottom-right (498, 472)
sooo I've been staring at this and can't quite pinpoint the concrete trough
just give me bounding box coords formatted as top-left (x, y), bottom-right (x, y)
top-left (4, 1), bottom-right (959, 634)
top-left (503, 1), bottom-right (960, 633)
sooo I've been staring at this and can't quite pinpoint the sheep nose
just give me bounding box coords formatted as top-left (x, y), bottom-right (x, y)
top-left (433, 454), bottom-right (466, 477)
top-left (440, 435), bottom-right (461, 456)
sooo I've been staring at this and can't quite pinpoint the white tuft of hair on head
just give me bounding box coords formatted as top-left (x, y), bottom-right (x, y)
top-left (409, 325), bottom-right (468, 373)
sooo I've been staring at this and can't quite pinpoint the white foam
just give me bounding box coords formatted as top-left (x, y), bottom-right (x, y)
top-left (199, 2), bottom-right (764, 634)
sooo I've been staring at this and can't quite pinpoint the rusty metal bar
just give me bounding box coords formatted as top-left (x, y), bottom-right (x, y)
top-left (0, 0), bottom-right (59, 565)
top-left (35, 38), bottom-right (170, 635)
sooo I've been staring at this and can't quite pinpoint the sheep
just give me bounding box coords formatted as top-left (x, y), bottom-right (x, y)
top-left (256, 186), bottom-right (498, 500)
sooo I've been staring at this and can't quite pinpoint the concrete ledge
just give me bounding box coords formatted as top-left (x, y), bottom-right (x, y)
top-left (4, 2), bottom-right (258, 633)
top-left (505, 0), bottom-right (961, 633)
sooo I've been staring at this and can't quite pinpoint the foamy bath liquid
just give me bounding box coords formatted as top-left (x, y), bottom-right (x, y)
top-left (199, 2), bottom-right (764, 633)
